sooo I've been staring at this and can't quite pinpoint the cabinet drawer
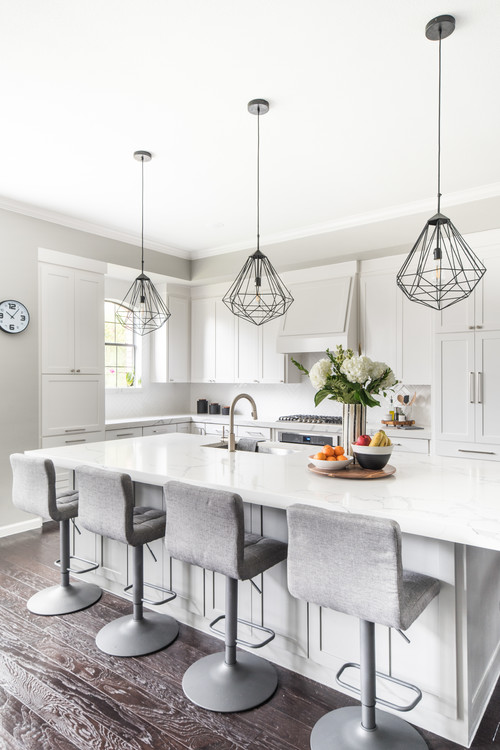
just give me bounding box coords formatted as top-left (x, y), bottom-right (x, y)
top-left (204, 423), bottom-right (228, 436)
top-left (142, 424), bottom-right (177, 436)
top-left (436, 440), bottom-right (500, 461)
top-left (175, 422), bottom-right (192, 433)
top-left (41, 431), bottom-right (106, 448)
top-left (105, 427), bottom-right (143, 440)
top-left (236, 425), bottom-right (272, 440)
top-left (41, 374), bottom-right (104, 437)
top-left (390, 437), bottom-right (429, 454)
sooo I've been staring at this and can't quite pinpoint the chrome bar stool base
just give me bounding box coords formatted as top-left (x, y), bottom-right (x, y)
top-left (96, 611), bottom-right (179, 657)
top-left (311, 706), bottom-right (428, 750)
top-left (182, 650), bottom-right (278, 713)
top-left (27, 580), bottom-right (102, 616)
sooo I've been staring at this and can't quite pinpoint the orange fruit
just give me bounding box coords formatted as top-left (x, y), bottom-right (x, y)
top-left (334, 446), bottom-right (345, 456)
top-left (314, 452), bottom-right (327, 460)
top-left (336, 455), bottom-right (347, 461)
top-left (326, 456), bottom-right (337, 461)
top-left (323, 445), bottom-right (335, 457)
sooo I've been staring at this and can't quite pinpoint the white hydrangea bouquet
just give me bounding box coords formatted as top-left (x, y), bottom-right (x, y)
top-left (291, 345), bottom-right (397, 408)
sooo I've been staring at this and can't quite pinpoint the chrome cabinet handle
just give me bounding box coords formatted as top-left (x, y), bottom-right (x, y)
top-left (65, 439), bottom-right (86, 444)
top-left (476, 325), bottom-right (483, 329)
top-left (116, 432), bottom-right (134, 437)
top-left (458, 449), bottom-right (495, 455)
top-left (469, 372), bottom-right (475, 403)
top-left (477, 372), bottom-right (483, 404)
top-left (65, 428), bottom-right (85, 433)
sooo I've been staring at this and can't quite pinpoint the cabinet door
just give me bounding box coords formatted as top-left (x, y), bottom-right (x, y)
top-left (74, 270), bottom-right (104, 374)
top-left (191, 298), bottom-right (215, 381)
top-left (40, 264), bottom-right (75, 374)
top-left (236, 318), bottom-right (260, 383)
top-left (214, 300), bottom-right (235, 382)
top-left (475, 332), bottom-right (500, 445)
top-left (398, 294), bottom-right (433, 384)
top-left (105, 427), bottom-right (143, 440)
top-left (474, 253), bottom-right (500, 332)
top-left (41, 375), bottom-right (105, 437)
top-left (435, 293), bottom-right (474, 333)
top-left (261, 317), bottom-right (286, 383)
top-left (434, 333), bottom-right (475, 442)
top-left (168, 296), bottom-right (190, 382)
top-left (359, 272), bottom-right (397, 369)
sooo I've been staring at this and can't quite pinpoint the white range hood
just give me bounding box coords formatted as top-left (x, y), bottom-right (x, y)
top-left (276, 275), bottom-right (358, 354)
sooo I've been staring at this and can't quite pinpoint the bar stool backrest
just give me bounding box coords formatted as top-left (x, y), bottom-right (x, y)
top-left (10, 453), bottom-right (57, 520)
top-left (287, 504), bottom-right (404, 629)
top-left (76, 465), bottom-right (134, 545)
top-left (164, 481), bottom-right (244, 579)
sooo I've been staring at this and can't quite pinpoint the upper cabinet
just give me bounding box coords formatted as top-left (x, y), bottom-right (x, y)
top-left (435, 241), bottom-right (500, 334)
top-left (40, 263), bottom-right (104, 374)
top-left (359, 259), bottom-right (433, 384)
top-left (150, 292), bottom-right (190, 383)
top-left (236, 315), bottom-right (300, 384)
top-left (191, 296), bottom-right (235, 383)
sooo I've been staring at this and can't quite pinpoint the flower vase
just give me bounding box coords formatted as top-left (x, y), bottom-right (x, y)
top-left (342, 403), bottom-right (367, 456)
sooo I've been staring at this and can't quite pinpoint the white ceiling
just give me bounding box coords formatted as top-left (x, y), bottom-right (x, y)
top-left (2, 0), bottom-right (500, 265)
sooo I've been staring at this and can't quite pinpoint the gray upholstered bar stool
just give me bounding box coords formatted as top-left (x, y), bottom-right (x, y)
top-left (164, 480), bottom-right (288, 712)
top-left (287, 504), bottom-right (441, 750)
top-left (10, 453), bottom-right (102, 615)
top-left (75, 465), bottom-right (179, 657)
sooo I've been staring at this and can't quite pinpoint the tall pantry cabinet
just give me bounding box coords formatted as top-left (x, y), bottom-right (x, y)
top-left (39, 262), bottom-right (105, 459)
top-left (434, 243), bottom-right (500, 459)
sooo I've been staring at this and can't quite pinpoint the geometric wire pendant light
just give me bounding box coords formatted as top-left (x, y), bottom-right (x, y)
top-left (396, 15), bottom-right (486, 311)
top-left (223, 99), bottom-right (293, 325)
top-left (117, 151), bottom-right (171, 336)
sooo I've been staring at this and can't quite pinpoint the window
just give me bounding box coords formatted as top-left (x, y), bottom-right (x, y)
top-left (105, 300), bottom-right (138, 388)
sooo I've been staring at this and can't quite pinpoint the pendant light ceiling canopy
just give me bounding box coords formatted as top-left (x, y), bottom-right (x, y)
top-left (223, 99), bottom-right (293, 326)
top-left (117, 151), bottom-right (171, 336)
top-left (396, 15), bottom-right (486, 311)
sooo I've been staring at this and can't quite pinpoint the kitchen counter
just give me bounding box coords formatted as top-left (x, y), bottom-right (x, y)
top-left (106, 413), bottom-right (431, 440)
top-left (29, 432), bottom-right (494, 550)
top-left (26, 433), bottom-right (498, 746)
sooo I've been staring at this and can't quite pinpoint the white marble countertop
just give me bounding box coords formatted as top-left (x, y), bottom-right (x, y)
top-left (105, 413), bottom-right (431, 439)
top-left (29, 432), bottom-right (497, 551)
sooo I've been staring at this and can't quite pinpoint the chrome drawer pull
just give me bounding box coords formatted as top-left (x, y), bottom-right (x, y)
top-left (469, 372), bottom-right (475, 403)
top-left (477, 371), bottom-right (483, 404)
top-left (65, 428), bottom-right (85, 433)
top-left (65, 439), bottom-right (86, 444)
top-left (458, 449), bottom-right (495, 455)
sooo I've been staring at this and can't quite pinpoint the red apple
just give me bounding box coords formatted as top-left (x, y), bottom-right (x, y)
top-left (355, 435), bottom-right (371, 446)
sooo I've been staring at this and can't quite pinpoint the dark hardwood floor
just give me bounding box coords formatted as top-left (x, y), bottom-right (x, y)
top-left (0, 522), bottom-right (497, 750)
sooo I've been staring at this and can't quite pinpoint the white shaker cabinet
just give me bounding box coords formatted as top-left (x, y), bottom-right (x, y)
top-left (236, 316), bottom-right (300, 384)
top-left (41, 374), bottom-right (105, 438)
top-left (191, 297), bottom-right (235, 382)
top-left (40, 263), bottom-right (104, 375)
top-left (359, 262), bottom-right (432, 384)
top-left (434, 331), bottom-right (500, 458)
top-left (150, 293), bottom-right (190, 383)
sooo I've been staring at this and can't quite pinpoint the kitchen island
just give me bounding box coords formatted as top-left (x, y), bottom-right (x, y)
top-left (27, 432), bottom-right (500, 747)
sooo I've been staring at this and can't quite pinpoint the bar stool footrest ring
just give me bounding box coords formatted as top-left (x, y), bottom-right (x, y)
top-left (209, 614), bottom-right (275, 649)
top-left (55, 555), bottom-right (99, 575)
top-left (123, 581), bottom-right (177, 606)
top-left (336, 661), bottom-right (422, 712)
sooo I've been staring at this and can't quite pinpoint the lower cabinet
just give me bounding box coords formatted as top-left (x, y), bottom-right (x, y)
top-left (142, 424), bottom-right (177, 436)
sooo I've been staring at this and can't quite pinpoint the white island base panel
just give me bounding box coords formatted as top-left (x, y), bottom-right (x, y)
top-left (28, 433), bottom-right (500, 748)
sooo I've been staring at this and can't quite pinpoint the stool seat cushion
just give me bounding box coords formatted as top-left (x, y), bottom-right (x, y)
top-left (287, 504), bottom-right (440, 631)
top-left (241, 532), bottom-right (288, 581)
top-left (130, 506), bottom-right (166, 547)
top-left (54, 490), bottom-right (79, 521)
top-left (164, 481), bottom-right (287, 581)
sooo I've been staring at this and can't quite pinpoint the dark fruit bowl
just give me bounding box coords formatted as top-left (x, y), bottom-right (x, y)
top-left (351, 444), bottom-right (393, 470)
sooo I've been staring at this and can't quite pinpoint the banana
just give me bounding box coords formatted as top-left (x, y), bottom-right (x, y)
top-left (369, 430), bottom-right (385, 447)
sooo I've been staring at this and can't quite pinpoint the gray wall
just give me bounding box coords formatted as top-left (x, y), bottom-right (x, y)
top-left (0, 207), bottom-right (190, 529)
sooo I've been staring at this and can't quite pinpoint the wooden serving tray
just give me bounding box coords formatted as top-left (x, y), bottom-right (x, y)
top-left (307, 463), bottom-right (396, 480)
top-left (381, 420), bottom-right (414, 427)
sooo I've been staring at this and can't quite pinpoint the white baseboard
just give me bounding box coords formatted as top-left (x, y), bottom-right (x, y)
top-left (0, 518), bottom-right (42, 538)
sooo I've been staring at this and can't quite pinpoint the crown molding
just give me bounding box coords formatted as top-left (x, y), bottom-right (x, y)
top-left (190, 181), bottom-right (500, 260)
top-left (0, 196), bottom-right (192, 260)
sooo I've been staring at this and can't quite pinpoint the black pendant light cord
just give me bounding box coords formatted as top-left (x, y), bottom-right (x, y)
top-left (256, 105), bottom-right (261, 253)
top-left (140, 155), bottom-right (145, 275)
top-left (437, 31), bottom-right (442, 214)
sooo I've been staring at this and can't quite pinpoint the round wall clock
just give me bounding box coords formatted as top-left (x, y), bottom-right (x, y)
top-left (0, 299), bottom-right (30, 334)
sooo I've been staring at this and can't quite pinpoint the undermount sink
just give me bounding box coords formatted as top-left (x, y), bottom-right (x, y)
top-left (202, 441), bottom-right (300, 456)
